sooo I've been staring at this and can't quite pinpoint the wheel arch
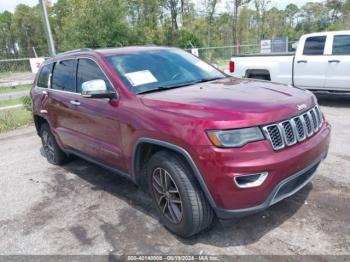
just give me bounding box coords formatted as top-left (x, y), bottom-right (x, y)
top-left (33, 114), bottom-right (48, 136)
top-left (132, 138), bottom-right (217, 208)
top-left (245, 69), bottom-right (271, 80)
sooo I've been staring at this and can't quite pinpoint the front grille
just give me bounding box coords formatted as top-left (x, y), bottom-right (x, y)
top-left (263, 106), bottom-right (323, 151)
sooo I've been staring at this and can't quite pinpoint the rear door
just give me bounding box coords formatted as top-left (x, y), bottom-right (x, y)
top-left (45, 59), bottom-right (81, 149)
top-left (324, 34), bottom-right (350, 91)
top-left (31, 63), bottom-right (53, 116)
top-left (294, 35), bottom-right (328, 89)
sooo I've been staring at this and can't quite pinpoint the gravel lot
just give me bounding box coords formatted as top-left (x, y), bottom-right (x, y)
top-left (0, 96), bottom-right (349, 257)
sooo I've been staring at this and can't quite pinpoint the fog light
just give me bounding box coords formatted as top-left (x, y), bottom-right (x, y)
top-left (234, 172), bottom-right (268, 188)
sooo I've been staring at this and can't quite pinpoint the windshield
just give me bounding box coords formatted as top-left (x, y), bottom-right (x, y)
top-left (105, 49), bottom-right (225, 94)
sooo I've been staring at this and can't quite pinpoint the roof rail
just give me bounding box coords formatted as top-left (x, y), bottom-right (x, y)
top-left (55, 48), bottom-right (93, 56)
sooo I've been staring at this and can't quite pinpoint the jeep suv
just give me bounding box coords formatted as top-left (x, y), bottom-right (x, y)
top-left (31, 47), bottom-right (331, 237)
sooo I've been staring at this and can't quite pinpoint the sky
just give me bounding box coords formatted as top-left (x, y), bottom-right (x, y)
top-left (0, 0), bottom-right (325, 13)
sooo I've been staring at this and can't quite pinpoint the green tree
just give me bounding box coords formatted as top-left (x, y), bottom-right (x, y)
top-left (53, 0), bottom-right (130, 51)
top-left (13, 4), bottom-right (48, 57)
top-left (0, 11), bottom-right (17, 58)
top-left (326, 0), bottom-right (344, 23)
top-left (254, 0), bottom-right (271, 40)
top-left (298, 2), bottom-right (328, 33)
top-left (285, 3), bottom-right (299, 28)
top-left (232, 0), bottom-right (251, 47)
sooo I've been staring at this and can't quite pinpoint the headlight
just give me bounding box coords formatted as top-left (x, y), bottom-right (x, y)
top-left (207, 127), bottom-right (264, 148)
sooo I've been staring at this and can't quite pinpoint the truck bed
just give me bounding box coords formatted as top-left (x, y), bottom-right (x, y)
top-left (233, 52), bottom-right (295, 58)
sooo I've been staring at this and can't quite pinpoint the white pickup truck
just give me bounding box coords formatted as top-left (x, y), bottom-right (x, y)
top-left (229, 31), bottom-right (350, 92)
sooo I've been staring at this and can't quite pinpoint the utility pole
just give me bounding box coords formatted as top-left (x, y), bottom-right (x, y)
top-left (39, 0), bottom-right (56, 56)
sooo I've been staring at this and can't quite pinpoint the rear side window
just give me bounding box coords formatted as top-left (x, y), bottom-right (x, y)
top-left (303, 36), bottom-right (326, 55)
top-left (37, 64), bottom-right (53, 88)
top-left (333, 35), bottom-right (350, 55)
top-left (52, 60), bottom-right (76, 92)
top-left (76, 58), bottom-right (114, 93)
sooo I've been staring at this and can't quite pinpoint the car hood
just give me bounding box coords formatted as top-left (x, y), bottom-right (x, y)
top-left (140, 78), bottom-right (316, 128)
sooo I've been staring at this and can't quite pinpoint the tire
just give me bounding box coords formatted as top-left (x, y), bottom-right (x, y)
top-left (147, 150), bottom-right (214, 237)
top-left (40, 123), bottom-right (69, 165)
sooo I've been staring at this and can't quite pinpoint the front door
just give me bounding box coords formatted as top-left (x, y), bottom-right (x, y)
top-left (68, 57), bottom-right (125, 170)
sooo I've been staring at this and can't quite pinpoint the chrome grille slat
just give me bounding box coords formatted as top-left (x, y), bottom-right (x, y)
top-left (280, 120), bottom-right (297, 146)
top-left (293, 116), bottom-right (306, 141)
top-left (263, 125), bottom-right (285, 150)
top-left (315, 106), bottom-right (323, 125)
top-left (263, 106), bottom-right (323, 151)
top-left (303, 113), bottom-right (313, 136)
top-left (310, 108), bottom-right (319, 132)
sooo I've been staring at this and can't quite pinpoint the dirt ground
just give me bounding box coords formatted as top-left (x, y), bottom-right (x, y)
top-left (0, 96), bottom-right (349, 258)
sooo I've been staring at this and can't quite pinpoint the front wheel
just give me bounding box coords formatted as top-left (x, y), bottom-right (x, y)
top-left (147, 151), bottom-right (214, 237)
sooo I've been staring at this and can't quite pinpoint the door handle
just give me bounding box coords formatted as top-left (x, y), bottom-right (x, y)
top-left (70, 100), bottom-right (81, 106)
top-left (297, 60), bottom-right (308, 63)
top-left (42, 90), bottom-right (48, 95)
top-left (328, 60), bottom-right (340, 63)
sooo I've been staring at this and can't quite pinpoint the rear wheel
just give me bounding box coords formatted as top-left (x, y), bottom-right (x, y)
top-left (147, 151), bottom-right (214, 237)
top-left (40, 123), bottom-right (69, 165)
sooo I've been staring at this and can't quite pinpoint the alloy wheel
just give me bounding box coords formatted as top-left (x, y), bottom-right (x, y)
top-left (152, 167), bottom-right (183, 224)
top-left (42, 130), bottom-right (55, 162)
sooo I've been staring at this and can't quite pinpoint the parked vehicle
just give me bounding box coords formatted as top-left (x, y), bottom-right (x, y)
top-left (229, 31), bottom-right (350, 92)
top-left (31, 46), bottom-right (331, 237)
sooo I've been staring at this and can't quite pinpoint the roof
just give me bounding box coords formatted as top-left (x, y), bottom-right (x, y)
top-left (50, 46), bottom-right (174, 60)
top-left (302, 30), bottom-right (350, 38)
top-left (42, 45), bottom-right (175, 64)
top-left (95, 46), bottom-right (173, 56)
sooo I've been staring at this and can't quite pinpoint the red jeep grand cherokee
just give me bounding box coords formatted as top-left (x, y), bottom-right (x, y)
top-left (31, 47), bottom-right (331, 237)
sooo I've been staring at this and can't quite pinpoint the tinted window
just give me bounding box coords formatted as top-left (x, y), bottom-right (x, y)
top-left (76, 59), bottom-right (114, 93)
top-left (106, 49), bottom-right (225, 94)
top-left (37, 64), bottom-right (53, 88)
top-left (52, 60), bottom-right (76, 92)
top-left (303, 36), bottom-right (326, 55)
top-left (333, 35), bottom-right (350, 55)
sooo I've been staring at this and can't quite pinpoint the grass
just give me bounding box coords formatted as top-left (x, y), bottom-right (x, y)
top-left (0, 98), bottom-right (23, 108)
top-left (0, 84), bottom-right (31, 94)
top-left (0, 72), bottom-right (13, 77)
top-left (215, 59), bottom-right (229, 71)
top-left (0, 108), bottom-right (33, 133)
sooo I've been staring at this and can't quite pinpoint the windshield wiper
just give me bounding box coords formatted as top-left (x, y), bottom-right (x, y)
top-left (137, 81), bottom-right (197, 94)
top-left (137, 77), bottom-right (226, 95)
top-left (137, 86), bottom-right (171, 95)
top-left (190, 77), bottom-right (225, 84)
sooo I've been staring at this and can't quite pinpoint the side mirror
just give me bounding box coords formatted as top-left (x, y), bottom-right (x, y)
top-left (81, 79), bottom-right (117, 99)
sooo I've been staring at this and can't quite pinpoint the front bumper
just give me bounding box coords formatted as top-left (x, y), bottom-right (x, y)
top-left (214, 152), bottom-right (326, 219)
top-left (192, 121), bottom-right (331, 218)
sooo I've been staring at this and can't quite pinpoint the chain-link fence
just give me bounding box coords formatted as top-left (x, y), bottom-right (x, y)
top-left (0, 58), bottom-right (33, 74)
top-left (185, 42), bottom-right (297, 70)
top-left (186, 44), bottom-right (261, 69)
top-left (0, 58), bottom-right (38, 87)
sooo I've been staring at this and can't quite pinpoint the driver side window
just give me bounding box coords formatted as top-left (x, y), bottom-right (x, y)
top-left (76, 58), bottom-right (114, 93)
